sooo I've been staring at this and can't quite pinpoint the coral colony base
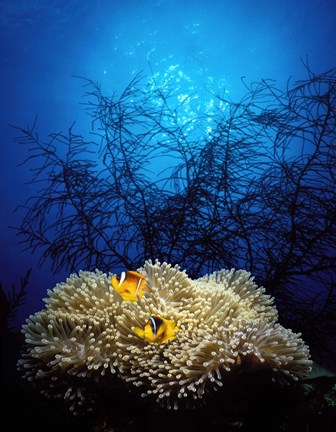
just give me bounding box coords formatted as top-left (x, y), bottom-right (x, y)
top-left (18, 260), bottom-right (312, 413)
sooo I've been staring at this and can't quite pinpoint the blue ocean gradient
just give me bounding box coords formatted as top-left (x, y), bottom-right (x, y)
top-left (1, 0), bottom-right (336, 326)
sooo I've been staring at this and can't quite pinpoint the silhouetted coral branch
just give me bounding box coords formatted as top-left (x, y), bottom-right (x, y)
top-left (0, 268), bottom-right (31, 332)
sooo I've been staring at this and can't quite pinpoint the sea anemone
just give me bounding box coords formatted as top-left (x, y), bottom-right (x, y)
top-left (18, 260), bottom-right (312, 413)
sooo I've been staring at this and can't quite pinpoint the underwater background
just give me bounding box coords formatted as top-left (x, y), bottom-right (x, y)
top-left (1, 0), bottom-right (336, 431)
top-left (1, 0), bottom-right (336, 330)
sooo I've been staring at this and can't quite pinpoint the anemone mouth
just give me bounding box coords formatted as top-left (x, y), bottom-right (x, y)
top-left (18, 261), bottom-right (312, 414)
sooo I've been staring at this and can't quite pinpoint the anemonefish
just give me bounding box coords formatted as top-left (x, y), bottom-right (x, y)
top-left (134, 315), bottom-right (179, 344)
top-left (111, 271), bottom-right (150, 302)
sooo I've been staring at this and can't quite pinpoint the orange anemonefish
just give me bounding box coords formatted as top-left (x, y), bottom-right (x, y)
top-left (111, 271), bottom-right (150, 302)
top-left (134, 315), bottom-right (179, 344)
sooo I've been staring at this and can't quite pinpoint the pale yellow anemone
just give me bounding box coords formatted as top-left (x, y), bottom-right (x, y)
top-left (18, 260), bottom-right (312, 413)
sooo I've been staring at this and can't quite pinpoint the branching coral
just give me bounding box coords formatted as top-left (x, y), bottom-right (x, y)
top-left (18, 260), bottom-right (311, 414)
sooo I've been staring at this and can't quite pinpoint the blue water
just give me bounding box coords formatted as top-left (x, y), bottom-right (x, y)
top-left (1, 0), bottom-right (336, 326)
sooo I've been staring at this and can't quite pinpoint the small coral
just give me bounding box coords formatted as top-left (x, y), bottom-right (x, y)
top-left (18, 260), bottom-right (311, 413)
top-left (324, 384), bottom-right (336, 407)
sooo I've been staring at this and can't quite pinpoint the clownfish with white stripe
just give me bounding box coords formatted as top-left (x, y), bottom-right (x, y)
top-left (111, 270), bottom-right (150, 302)
top-left (134, 315), bottom-right (179, 344)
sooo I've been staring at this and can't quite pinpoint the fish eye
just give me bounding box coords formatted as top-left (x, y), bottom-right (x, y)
top-left (116, 271), bottom-right (126, 286)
